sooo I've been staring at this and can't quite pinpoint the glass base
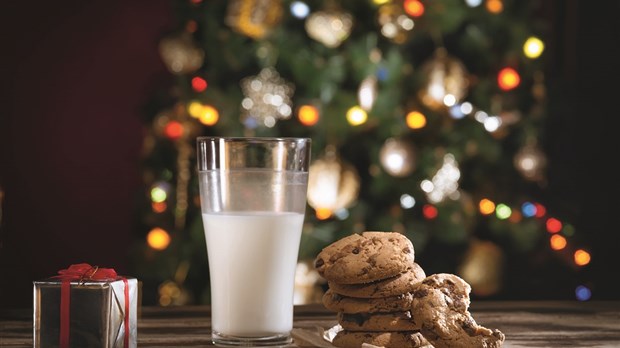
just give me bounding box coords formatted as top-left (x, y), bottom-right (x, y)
top-left (212, 331), bottom-right (293, 347)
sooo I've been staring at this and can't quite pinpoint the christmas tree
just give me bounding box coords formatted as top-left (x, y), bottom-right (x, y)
top-left (134, 0), bottom-right (590, 306)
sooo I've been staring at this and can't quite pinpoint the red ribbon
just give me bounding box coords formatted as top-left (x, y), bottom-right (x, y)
top-left (54, 263), bottom-right (130, 348)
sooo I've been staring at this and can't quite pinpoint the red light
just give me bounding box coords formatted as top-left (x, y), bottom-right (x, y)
top-left (546, 217), bottom-right (562, 233)
top-left (164, 121), bottom-right (184, 140)
top-left (192, 77), bottom-right (208, 92)
top-left (534, 203), bottom-right (546, 218)
top-left (404, 0), bottom-right (425, 17)
top-left (422, 204), bottom-right (438, 219)
top-left (497, 67), bottom-right (520, 91)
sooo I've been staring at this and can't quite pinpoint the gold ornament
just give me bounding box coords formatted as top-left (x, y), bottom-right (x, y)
top-left (305, 9), bottom-right (353, 48)
top-left (418, 48), bottom-right (469, 110)
top-left (307, 146), bottom-right (360, 213)
top-left (457, 239), bottom-right (504, 297)
top-left (379, 138), bottom-right (416, 177)
top-left (158, 32), bottom-right (204, 75)
top-left (240, 67), bottom-right (295, 128)
top-left (226, 0), bottom-right (283, 39)
top-left (377, 3), bottom-right (415, 44)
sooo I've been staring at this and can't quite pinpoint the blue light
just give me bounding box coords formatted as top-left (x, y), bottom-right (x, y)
top-left (521, 202), bottom-right (536, 218)
top-left (377, 67), bottom-right (389, 81)
top-left (449, 105), bottom-right (466, 119)
top-left (575, 285), bottom-right (592, 301)
top-left (290, 1), bottom-right (310, 19)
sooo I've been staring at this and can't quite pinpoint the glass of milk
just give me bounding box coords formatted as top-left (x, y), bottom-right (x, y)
top-left (196, 137), bottom-right (311, 346)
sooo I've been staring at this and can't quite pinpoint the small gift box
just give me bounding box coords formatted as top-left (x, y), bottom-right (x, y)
top-left (33, 263), bottom-right (138, 348)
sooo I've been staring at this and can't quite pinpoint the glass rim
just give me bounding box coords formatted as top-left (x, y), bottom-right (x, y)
top-left (196, 136), bottom-right (311, 143)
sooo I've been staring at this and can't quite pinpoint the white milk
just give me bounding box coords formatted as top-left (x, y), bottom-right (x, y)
top-left (202, 211), bottom-right (305, 337)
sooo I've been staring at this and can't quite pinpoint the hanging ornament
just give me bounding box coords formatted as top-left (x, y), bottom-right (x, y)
top-left (225, 0), bottom-right (283, 39)
top-left (240, 67), bottom-right (294, 128)
top-left (358, 75), bottom-right (378, 111)
top-left (418, 48), bottom-right (469, 111)
top-left (514, 141), bottom-right (547, 182)
top-left (377, 3), bottom-right (415, 44)
top-left (457, 239), bottom-right (504, 297)
top-left (305, 8), bottom-right (353, 48)
top-left (158, 32), bottom-right (204, 75)
top-left (420, 153), bottom-right (461, 204)
top-left (379, 138), bottom-right (416, 177)
top-left (307, 145), bottom-right (360, 213)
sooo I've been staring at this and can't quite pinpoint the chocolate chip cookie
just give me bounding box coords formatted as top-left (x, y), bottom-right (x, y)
top-left (411, 273), bottom-right (505, 348)
top-left (338, 311), bottom-right (422, 332)
top-left (332, 330), bottom-right (431, 348)
top-left (314, 231), bottom-right (415, 284)
top-left (322, 289), bottom-right (415, 314)
top-left (328, 262), bottom-right (426, 298)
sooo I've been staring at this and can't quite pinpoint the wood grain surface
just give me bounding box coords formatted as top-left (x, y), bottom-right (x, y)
top-left (2, 301), bottom-right (619, 347)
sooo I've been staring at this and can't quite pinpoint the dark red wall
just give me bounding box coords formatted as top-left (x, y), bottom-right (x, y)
top-left (0, 1), bottom-right (173, 308)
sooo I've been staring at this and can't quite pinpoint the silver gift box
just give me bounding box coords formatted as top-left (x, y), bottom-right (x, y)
top-left (33, 277), bottom-right (138, 348)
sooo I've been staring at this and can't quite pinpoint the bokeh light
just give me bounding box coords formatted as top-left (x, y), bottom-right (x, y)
top-left (523, 36), bottom-right (544, 59)
top-left (495, 203), bottom-right (511, 220)
top-left (521, 202), bottom-right (536, 217)
top-left (549, 234), bottom-right (567, 251)
top-left (298, 105), bottom-right (319, 126)
top-left (479, 198), bottom-right (495, 215)
top-left (423, 204), bottom-right (438, 219)
top-left (164, 121), bottom-right (184, 140)
top-left (290, 1), bottom-right (310, 19)
top-left (403, 0), bottom-right (424, 17)
top-left (486, 0), bottom-right (503, 13)
top-left (346, 106), bottom-right (368, 126)
top-left (546, 217), bottom-right (562, 233)
top-left (406, 111), bottom-right (426, 129)
top-left (147, 227), bottom-right (171, 251)
top-left (498, 67), bottom-right (520, 91)
top-left (400, 194), bottom-right (416, 209)
top-left (574, 249), bottom-right (591, 266)
top-left (575, 285), bottom-right (592, 301)
top-left (315, 208), bottom-right (332, 220)
top-left (199, 105), bottom-right (219, 126)
top-left (191, 76), bottom-right (207, 92)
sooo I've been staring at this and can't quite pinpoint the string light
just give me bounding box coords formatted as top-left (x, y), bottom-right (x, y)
top-left (298, 105), bottom-right (319, 126)
top-left (346, 106), bottom-right (368, 126)
top-left (486, 0), bottom-right (503, 14)
top-left (534, 203), bottom-right (546, 217)
top-left (152, 201), bottom-right (167, 213)
top-left (150, 186), bottom-right (167, 203)
top-left (574, 249), bottom-right (591, 266)
top-left (423, 204), bottom-right (438, 219)
top-left (406, 111), bottom-right (426, 129)
top-left (403, 0), bottom-right (424, 17)
top-left (546, 217), bottom-right (562, 233)
top-left (479, 198), bottom-right (495, 215)
top-left (549, 234), bottom-right (567, 250)
top-left (191, 76), bottom-right (208, 92)
top-left (147, 227), bottom-right (171, 251)
top-left (495, 203), bottom-right (511, 220)
top-left (575, 285), bottom-right (592, 301)
top-left (198, 105), bottom-right (219, 126)
top-left (498, 67), bottom-right (520, 91)
top-left (290, 1), bottom-right (310, 19)
top-left (523, 36), bottom-right (544, 59)
top-left (164, 121), bottom-right (184, 140)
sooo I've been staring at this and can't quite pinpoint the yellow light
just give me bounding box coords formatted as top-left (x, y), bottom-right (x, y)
top-left (372, 0), bottom-right (391, 5)
top-left (151, 187), bottom-right (167, 203)
top-left (550, 235), bottom-right (567, 250)
top-left (315, 208), bottom-right (332, 220)
top-left (298, 105), bottom-right (319, 126)
top-left (199, 105), bottom-right (219, 126)
top-left (486, 0), bottom-right (503, 13)
top-left (406, 111), bottom-right (427, 129)
top-left (188, 101), bottom-right (203, 118)
top-left (498, 67), bottom-right (520, 91)
top-left (479, 198), bottom-right (495, 215)
top-left (346, 106), bottom-right (368, 126)
top-left (523, 36), bottom-right (544, 59)
top-left (574, 249), bottom-right (591, 266)
top-left (147, 227), bottom-right (171, 250)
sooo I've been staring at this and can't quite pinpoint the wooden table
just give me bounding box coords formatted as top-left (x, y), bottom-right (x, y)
top-left (1, 301), bottom-right (619, 347)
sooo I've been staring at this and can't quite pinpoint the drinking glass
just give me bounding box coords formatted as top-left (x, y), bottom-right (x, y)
top-left (196, 137), bottom-right (311, 346)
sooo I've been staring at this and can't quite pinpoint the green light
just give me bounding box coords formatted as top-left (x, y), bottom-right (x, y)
top-left (151, 187), bottom-right (167, 203)
top-left (495, 203), bottom-right (512, 220)
top-left (563, 224), bottom-right (575, 237)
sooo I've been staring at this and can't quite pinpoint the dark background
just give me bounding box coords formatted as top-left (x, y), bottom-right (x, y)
top-left (1, 1), bottom-right (619, 309)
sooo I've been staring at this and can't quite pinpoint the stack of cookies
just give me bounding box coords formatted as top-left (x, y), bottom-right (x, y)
top-left (314, 231), bottom-right (505, 348)
top-left (314, 231), bottom-right (431, 348)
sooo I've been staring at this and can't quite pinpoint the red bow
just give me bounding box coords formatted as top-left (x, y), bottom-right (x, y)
top-left (57, 263), bottom-right (118, 281)
top-left (55, 263), bottom-right (130, 348)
